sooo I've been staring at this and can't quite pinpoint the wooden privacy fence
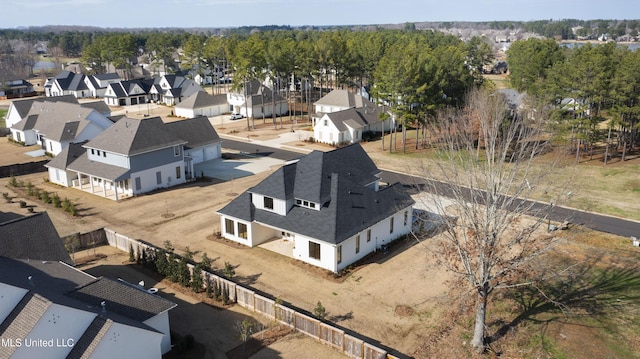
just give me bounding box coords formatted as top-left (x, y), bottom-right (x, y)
top-left (103, 228), bottom-right (398, 359)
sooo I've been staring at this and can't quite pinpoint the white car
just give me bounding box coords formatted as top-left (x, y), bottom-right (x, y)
top-left (229, 113), bottom-right (245, 120)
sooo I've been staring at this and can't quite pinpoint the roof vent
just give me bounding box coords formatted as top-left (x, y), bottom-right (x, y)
top-left (28, 276), bottom-right (34, 286)
top-left (101, 301), bottom-right (107, 313)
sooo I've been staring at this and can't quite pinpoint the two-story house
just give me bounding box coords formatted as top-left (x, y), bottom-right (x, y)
top-left (103, 78), bottom-right (154, 106)
top-left (226, 79), bottom-right (288, 118)
top-left (149, 74), bottom-right (204, 106)
top-left (83, 73), bottom-right (122, 97)
top-left (311, 89), bottom-right (393, 145)
top-left (216, 144), bottom-right (415, 273)
top-left (45, 116), bottom-right (220, 200)
top-left (44, 70), bottom-right (90, 98)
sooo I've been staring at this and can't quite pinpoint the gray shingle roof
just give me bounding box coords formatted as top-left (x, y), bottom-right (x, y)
top-left (69, 277), bottom-right (176, 322)
top-left (175, 91), bottom-right (227, 110)
top-left (27, 101), bottom-right (97, 142)
top-left (324, 106), bottom-right (385, 132)
top-left (54, 70), bottom-right (88, 91)
top-left (164, 115), bottom-right (220, 150)
top-left (0, 292), bottom-right (51, 358)
top-left (12, 114), bottom-right (39, 131)
top-left (85, 116), bottom-right (185, 156)
top-left (8, 95), bottom-right (78, 119)
top-left (0, 212), bottom-right (73, 264)
top-left (66, 152), bottom-right (130, 181)
top-left (81, 100), bottom-right (111, 115)
top-left (219, 144), bottom-right (414, 244)
top-left (314, 89), bottom-right (374, 109)
top-left (45, 141), bottom-right (87, 170)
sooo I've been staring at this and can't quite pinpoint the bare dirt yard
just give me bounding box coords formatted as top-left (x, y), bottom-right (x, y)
top-left (2, 108), bottom-right (640, 358)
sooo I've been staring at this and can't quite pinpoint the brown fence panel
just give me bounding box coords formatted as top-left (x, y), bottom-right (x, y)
top-left (236, 286), bottom-right (255, 310)
top-left (294, 312), bottom-right (320, 339)
top-left (364, 343), bottom-right (387, 359)
top-left (320, 323), bottom-right (344, 350)
top-left (275, 304), bottom-right (295, 328)
top-left (344, 334), bottom-right (364, 359)
top-left (254, 295), bottom-right (275, 319)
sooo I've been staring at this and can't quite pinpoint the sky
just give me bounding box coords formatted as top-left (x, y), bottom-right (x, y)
top-left (1, 0), bottom-right (639, 29)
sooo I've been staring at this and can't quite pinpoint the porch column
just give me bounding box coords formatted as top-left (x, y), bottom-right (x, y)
top-left (102, 179), bottom-right (107, 197)
top-left (90, 176), bottom-right (94, 193)
top-left (76, 172), bottom-right (82, 189)
top-left (114, 181), bottom-right (119, 201)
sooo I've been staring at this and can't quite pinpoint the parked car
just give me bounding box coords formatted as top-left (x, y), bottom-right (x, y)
top-left (229, 113), bottom-right (245, 120)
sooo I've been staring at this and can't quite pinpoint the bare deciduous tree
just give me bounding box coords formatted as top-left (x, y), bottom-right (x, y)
top-left (417, 88), bottom-right (572, 352)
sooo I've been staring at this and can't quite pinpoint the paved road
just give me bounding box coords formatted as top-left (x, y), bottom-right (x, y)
top-left (220, 138), bottom-right (640, 239)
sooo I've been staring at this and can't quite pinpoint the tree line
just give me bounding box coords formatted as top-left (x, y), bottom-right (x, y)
top-left (507, 38), bottom-right (639, 163)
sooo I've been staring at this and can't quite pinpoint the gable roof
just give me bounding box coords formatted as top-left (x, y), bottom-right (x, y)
top-left (69, 277), bottom-right (176, 322)
top-left (323, 106), bottom-right (386, 132)
top-left (106, 79), bottom-right (154, 98)
top-left (314, 89), bottom-right (375, 109)
top-left (53, 70), bottom-right (88, 92)
top-left (219, 144), bottom-right (414, 244)
top-left (0, 212), bottom-right (72, 264)
top-left (26, 101), bottom-right (97, 142)
top-left (85, 116), bottom-right (186, 156)
top-left (9, 95), bottom-right (78, 119)
top-left (0, 257), bottom-right (176, 352)
top-left (164, 116), bottom-right (220, 150)
top-left (175, 91), bottom-right (228, 110)
top-left (45, 141), bottom-right (87, 170)
top-left (81, 100), bottom-right (111, 115)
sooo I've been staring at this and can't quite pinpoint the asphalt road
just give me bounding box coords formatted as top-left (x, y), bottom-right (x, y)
top-left (220, 138), bottom-right (640, 239)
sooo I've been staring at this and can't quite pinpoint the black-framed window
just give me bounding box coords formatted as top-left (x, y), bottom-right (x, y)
top-left (337, 245), bottom-right (342, 264)
top-left (356, 235), bottom-right (360, 254)
top-left (309, 241), bottom-right (321, 260)
top-left (225, 218), bottom-right (235, 235)
top-left (264, 196), bottom-right (274, 210)
top-left (390, 217), bottom-right (394, 233)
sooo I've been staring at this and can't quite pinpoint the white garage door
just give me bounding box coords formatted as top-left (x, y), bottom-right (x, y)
top-left (189, 149), bottom-right (204, 164)
top-left (204, 144), bottom-right (220, 161)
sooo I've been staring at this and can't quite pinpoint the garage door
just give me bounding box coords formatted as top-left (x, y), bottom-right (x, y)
top-left (189, 149), bottom-right (204, 164)
top-left (204, 144), bottom-right (220, 161)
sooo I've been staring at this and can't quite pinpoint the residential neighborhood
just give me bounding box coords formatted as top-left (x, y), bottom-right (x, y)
top-left (1, 15), bottom-right (640, 359)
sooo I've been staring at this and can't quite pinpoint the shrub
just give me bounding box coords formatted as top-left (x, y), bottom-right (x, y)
top-left (313, 301), bottom-right (327, 320)
top-left (8, 177), bottom-right (17, 187)
top-left (27, 207), bottom-right (34, 213)
top-left (40, 191), bottom-right (50, 204)
top-left (19, 201), bottom-right (26, 208)
top-left (26, 182), bottom-right (34, 196)
top-left (177, 257), bottom-right (191, 287)
top-left (51, 194), bottom-right (61, 208)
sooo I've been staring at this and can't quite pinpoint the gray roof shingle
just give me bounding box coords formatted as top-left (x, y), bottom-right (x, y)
top-left (0, 212), bottom-right (73, 264)
top-left (314, 89), bottom-right (374, 109)
top-left (175, 91), bottom-right (227, 110)
top-left (85, 116), bottom-right (185, 156)
top-left (219, 144), bottom-right (414, 244)
top-left (164, 115), bottom-right (220, 150)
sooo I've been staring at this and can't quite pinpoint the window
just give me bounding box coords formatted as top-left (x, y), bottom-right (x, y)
top-left (390, 217), bottom-right (394, 233)
top-left (16, 132), bottom-right (21, 142)
top-left (367, 229), bottom-right (371, 242)
top-left (356, 235), bottom-right (360, 254)
top-left (310, 203), bottom-right (316, 209)
top-left (309, 241), bottom-right (321, 260)
top-left (174, 145), bottom-right (180, 157)
top-left (135, 177), bottom-right (141, 191)
top-left (238, 222), bottom-right (248, 239)
top-left (176, 166), bottom-right (181, 179)
top-left (323, 119), bottom-right (327, 126)
top-left (103, 151), bottom-right (107, 157)
top-left (296, 199), bottom-right (302, 205)
top-left (156, 171), bottom-right (162, 185)
top-left (404, 211), bottom-right (408, 226)
top-left (225, 218), bottom-right (235, 235)
top-left (337, 245), bottom-right (342, 264)
top-left (91, 148), bottom-right (95, 155)
top-left (97, 150), bottom-right (100, 156)
top-left (264, 196), bottom-right (274, 210)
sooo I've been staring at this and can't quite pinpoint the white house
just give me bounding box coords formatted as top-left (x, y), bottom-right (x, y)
top-left (104, 79), bottom-right (153, 106)
top-left (313, 105), bottom-right (392, 145)
top-left (44, 70), bottom-right (90, 98)
top-left (83, 73), bottom-right (122, 97)
top-left (216, 144), bottom-right (415, 273)
top-left (45, 115), bottom-right (220, 200)
top-left (149, 74), bottom-right (204, 106)
top-left (175, 91), bottom-right (230, 118)
top-left (313, 89), bottom-right (376, 121)
top-left (227, 79), bottom-right (288, 118)
top-left (0, 258), bottom-right (177, 358)
top-left (8, 100), bottom-right (113, 155)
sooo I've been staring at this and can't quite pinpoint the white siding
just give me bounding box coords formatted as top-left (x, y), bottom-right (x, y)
top-left (0, 283), bottom-right (28, 324)
top-left (292, 235), bottom-right (337, 272)
top-left (143, 312), bottom-right (172, 354)
top-left (204, 143), bottom-right (221, 161)
top-left (251, 193), bottom-right (287, 216)
top-left (88, 322), bottom-right (163, 359)
top-left (47, 167), bottom-right (75, 187)
top-left (11, 304), bottom-right (96, 359)
top-left (88, 150), bottom-right (129, 168)
top-left (130, 161), bottom-right (185, 195)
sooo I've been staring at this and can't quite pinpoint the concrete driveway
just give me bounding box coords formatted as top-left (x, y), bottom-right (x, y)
top-left (194, 155), bottom-right (284, 181)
